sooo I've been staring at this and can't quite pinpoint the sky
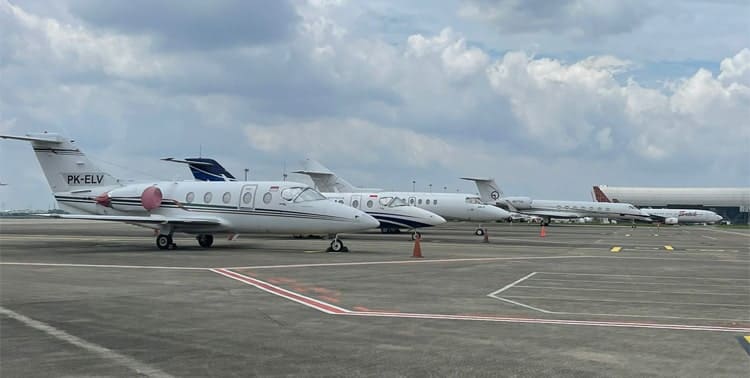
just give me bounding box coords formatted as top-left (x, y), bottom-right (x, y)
top-left (1, 0), bottom-right (749, 209)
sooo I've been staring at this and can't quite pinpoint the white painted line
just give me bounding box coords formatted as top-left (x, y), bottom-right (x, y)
top-left (703, 228), bottom-right (750, 237)
top-left (0, 262), bottom-right (208, 270)
top-left (536, 272), bottom-right (750, 281)
top-left (701, 235), bottom-right (717, 240)
top-left (488, 272), bottom-right (538, 296)
top-left (0, 306), bottom-right (173, 378)
top-left (501, 296), bottom-right (750, 308)
top-left (223, 255), bottom-right (594, 270)
top-left (529, 278), bottom-right (749, 288)
top-left (211, 269), bottom-right (750, 333)
top-left (514, 285), bottom-right (749, 297)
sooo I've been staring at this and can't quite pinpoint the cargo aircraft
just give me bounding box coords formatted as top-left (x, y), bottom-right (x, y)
top-left (293, 160), bottom-right (513, 235)
top-left (170, 158), bottom-right (448, 239)
top-left (0, 133), bottom-right (379, 251)
top-left (462, 177), bottom-right (649, 226)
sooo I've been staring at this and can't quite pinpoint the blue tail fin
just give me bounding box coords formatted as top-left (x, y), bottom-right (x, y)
top-left (185, 158), bottom-right (236, 181)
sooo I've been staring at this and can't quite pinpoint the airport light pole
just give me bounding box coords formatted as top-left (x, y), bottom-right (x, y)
top-left (244, 168), bottom-right (249, 181)
top-left (443, 186), bottom-right (447, 192)
top-left (412, 180), bottom-right (416, 192)
top-left (429, 184), bottom-right (432, 193)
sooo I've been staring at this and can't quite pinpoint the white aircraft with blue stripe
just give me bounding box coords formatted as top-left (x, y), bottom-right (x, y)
top-left (0, 133), bottom-right (379, 251)
top-left (169, 158), bottom-right (447, 239)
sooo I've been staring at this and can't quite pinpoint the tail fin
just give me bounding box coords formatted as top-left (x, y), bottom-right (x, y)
top-left (293, 159), bottom-right (361, 193)
top-left (162, 157), bottom-right (236, 182)
top-left (592, 186), bottom-right (611, 203)
top-left (460, 177), bottom-right (504, 203)
top-left (1, 133), bottom-right (119, 193)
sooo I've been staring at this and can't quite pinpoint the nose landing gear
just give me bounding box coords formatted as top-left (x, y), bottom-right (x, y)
top-left (327, 236), bottom-right (349, 252)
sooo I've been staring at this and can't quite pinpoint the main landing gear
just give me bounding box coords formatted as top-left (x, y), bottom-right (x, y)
top-left (474, 227), bottom-right (485, 236)
top-left (197, 234), bottom-right (214, 248)
top-left (156, 234), bottom-right (176, 250)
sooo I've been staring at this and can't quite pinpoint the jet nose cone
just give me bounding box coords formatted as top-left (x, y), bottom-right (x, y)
top-left (431, 214), bottom-right (447, 226)
top-left (357, 212), bottom-right (380, 229)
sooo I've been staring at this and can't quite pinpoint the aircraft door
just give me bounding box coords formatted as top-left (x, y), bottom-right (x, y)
top-left (350, 194), bottom-right (361, 209)
top-left (239, 185), bottom-right (258, 210)
top-left (408, 196), bottom-right (416, 206)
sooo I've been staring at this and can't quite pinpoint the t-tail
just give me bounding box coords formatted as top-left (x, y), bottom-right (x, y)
top-left (0, 132), bottom-right (120, 194)
top-left (292, 158), bottom-right (380, 193)
top-left (460, 177), bottom-right (504, 204)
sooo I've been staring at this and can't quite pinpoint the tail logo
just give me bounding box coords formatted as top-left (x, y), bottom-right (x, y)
top-left (490, 191), bottom-right (500, 200)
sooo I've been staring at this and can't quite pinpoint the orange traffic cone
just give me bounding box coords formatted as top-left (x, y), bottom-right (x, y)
top-left (412, 235), bottom-right (423, 258)
top-left (540, 226), bottom-right (547, 237)
top-left (483, 228), bottom-right (489, 243)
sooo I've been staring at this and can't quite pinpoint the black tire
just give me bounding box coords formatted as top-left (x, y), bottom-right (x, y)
top-left (474, 228), bottom-right (484, 236)
top-left (411, 231), bottom-right (421, 241)
top-left (329, 239), bottom-right (344, 252)
top-left (197, 234), bottom-right (214, 248)
top-left (156, 234), bottom-right (172, 250)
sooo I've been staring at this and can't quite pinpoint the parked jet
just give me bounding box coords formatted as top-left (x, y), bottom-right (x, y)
top-left (462, 177), bottom-right (648, 226)
top-left (641, 208), bottom-right (722, 224)
top-left (0, 133), bottom-right (379, 251)
top-left (172, 158), bottom-right (447, 239)
top-left (294, 160), bottom-right (513, 235)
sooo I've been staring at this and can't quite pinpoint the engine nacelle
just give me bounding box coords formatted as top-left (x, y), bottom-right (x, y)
top-left (664, 217), bottom-right (678, 225)
top-left (503, 196), bottom-right (532, 210)
top-left (95, 184), bottom-right (163, 212)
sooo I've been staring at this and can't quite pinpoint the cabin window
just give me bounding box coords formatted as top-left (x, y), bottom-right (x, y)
top-left (186, 192), bottom-right (195, 203)
top-left (222, 192), bottom-right (231, 204)
top-left (409, 198), bottom-right (415, 205)
top-left (352, 200), bottom-right (359, 208)
top-left (605, 207), bottom-right (610, 211)
top-left (243, 192), bottom-right (252, 204)
top-left (556, 205), bottom-right (561, 209)
top-left (263, 192), bottom-right (272, 204)
top-left (589, 206), bottom-right (594, 210)
top-left (366, 200), bottom-right (373, 208)
top-left (564, 205), bottom-right (569, 209)
top-left (598, 207), bottom-right (602, 211)
top-left (426, 199), bottom-right (430, 205)
top-left (203, 192), bottom-right (213, 203)
top-left (418, 199), bottom-right (423, 205)
top-left (433, 200), bottom-right (438, 205)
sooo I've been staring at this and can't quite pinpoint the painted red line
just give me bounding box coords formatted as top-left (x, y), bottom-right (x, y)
top-left (211, 268), bottom-right (349, 314)
top-left (210, 269), bottom-right (750, 333)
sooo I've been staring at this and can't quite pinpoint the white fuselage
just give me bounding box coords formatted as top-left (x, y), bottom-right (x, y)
top-left (323, 192), bottom-right (446, 229)
top-left (643, 209), bottom-right (723, 224)
top-left (502, 197), bottom-right (648, 221)
top-left (375, 192), bottom-right (512, 222)
top-left (56, 181), bottom-right (379, 234)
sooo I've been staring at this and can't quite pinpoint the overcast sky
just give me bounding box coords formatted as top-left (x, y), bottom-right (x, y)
top-left (1, 0), bottom-right (749, 209)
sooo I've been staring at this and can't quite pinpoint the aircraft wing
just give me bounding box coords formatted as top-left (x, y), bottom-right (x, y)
top-left (520, 210), bottom-right (584, 219)
top-left (40, 213), bottom-right (224, 226)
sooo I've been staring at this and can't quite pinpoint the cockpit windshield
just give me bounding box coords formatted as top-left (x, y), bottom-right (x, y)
top-left (465, 197), bottom-right (482, 204)
top-left (378, 196), bottom-right (408, 207)
top-left (281, 187), bottom-right (327, 202)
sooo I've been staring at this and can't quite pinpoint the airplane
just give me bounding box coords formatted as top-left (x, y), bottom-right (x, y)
top-left (462, 177), bottom-right (649, 226)
top-left (0, 132), bottom-right (380, 252)
top-left (169, 158), bottom-right (448, 239)
top-left (294, 160), bottom-right (513, 235)
top-left (591, 188), bottom-right (723, 224)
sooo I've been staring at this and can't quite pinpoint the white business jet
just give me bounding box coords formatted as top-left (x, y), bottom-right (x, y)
top-left (169, 158), bottom-right (447, 239)
top-left (462, 177), bottom-right (649, 226)
top-left (0, 133), bottom-right (379, 251)
top-left (294, 160), bottom-right (513, 235)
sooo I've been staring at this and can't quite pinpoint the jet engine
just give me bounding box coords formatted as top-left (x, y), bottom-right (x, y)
top-left (664, 217), bottom-right (678, 225)
top-left (503, 196), bottom-right (533, 210)
top-left (95, 184), bottom-right (163, 212)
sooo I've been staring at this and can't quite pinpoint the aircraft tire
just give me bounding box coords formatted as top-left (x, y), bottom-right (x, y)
top-left (156, 234), bottom-right (172, 250)
top-left (328, 239), bottom-right (348, 252)
top-left (411, 231), bottom-right (421, 241)
top-left (474, 228), bottom-right (484, 236)
top-left (197, 234), bottom-right (214, 248)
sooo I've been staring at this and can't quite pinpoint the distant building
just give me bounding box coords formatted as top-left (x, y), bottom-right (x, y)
top-left (593, 186), bottom-right (750, 224)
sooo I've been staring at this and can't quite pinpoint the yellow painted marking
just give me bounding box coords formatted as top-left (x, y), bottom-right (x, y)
top-left (664, 245), bottom-right (674, 251)
top-left (610, 246), bottom-right (622, 253)
top-left (744, 336), bottom-right (750, 344)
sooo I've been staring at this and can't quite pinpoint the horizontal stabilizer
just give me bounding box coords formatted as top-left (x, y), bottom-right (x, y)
top-left (0, 134), bottom-right (63, 143)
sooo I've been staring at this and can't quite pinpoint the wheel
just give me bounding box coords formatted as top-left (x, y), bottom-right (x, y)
top-left (197, 234), bottom-right (214, 248)
top-left (474, 228), bottom-right (484, 236)
top-left (329, 239), bottom-right (344, 252)
top-left (156, 234), bottom-right (172, 250)
top-left (411, 231), bottom-right (421, 241)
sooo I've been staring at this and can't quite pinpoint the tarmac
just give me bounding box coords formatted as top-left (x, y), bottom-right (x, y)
top-left (1, 219), bottom-right (749, 377)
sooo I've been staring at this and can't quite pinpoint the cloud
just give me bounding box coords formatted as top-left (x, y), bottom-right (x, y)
top-left (68, 0), bottom-right (300, 50)
top-left (459, 0), bottom-right (652, 37)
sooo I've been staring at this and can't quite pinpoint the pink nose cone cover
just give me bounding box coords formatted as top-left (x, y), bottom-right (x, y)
top-left (141, 186), bottom-right (163, 210)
